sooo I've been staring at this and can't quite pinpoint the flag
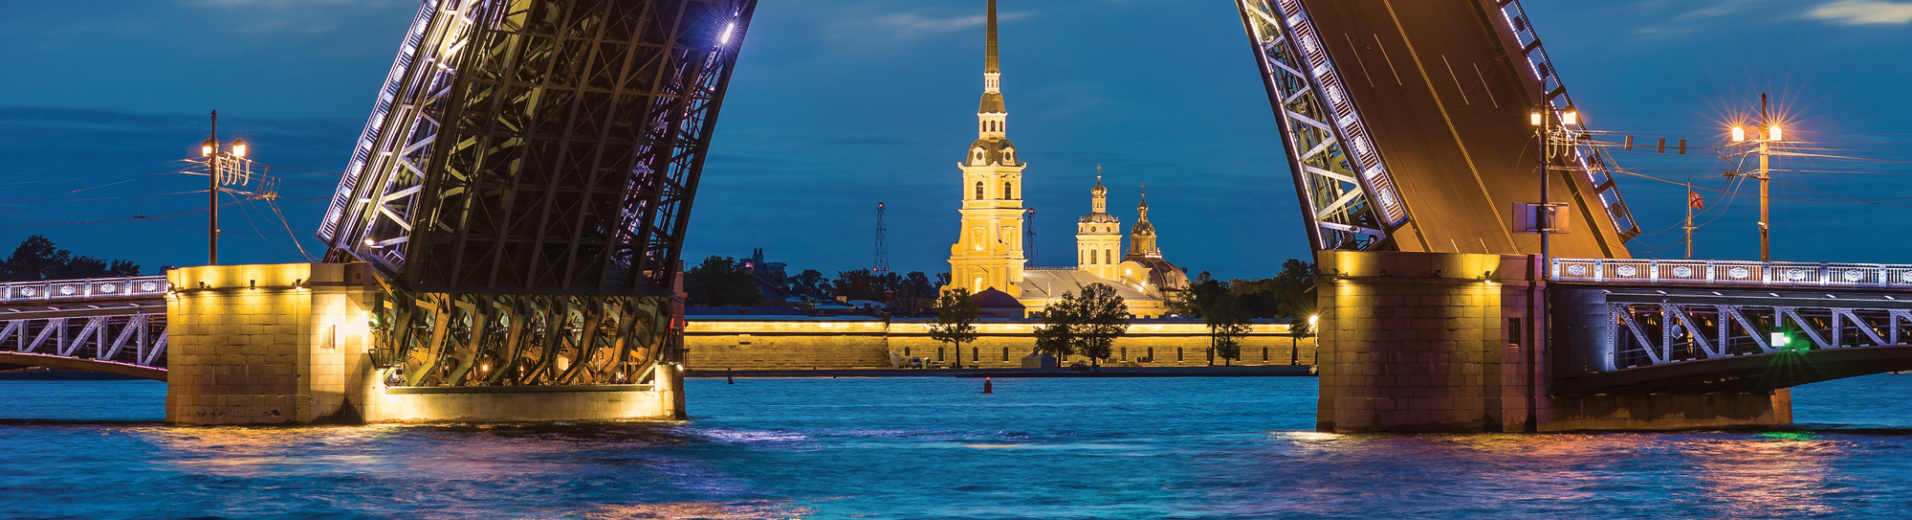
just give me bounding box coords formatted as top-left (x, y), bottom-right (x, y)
top-left (1688, 190), bottom-right (1704, 210)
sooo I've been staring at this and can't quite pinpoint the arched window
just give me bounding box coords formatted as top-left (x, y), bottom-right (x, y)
top-left (1177, 347), bottom-right (1184, 362)
top-left (939, 347), bottom-right (945, 362)
top-left (972, 347), bottom-right (979, 364)
top-left (975, 181), bottom-right (984, 199)
top-left (1090, 253), bottom-right (1096, 265)
top-left (1105, 249), bottom-right (1112, 265)
top-left (1002, 347), bottom-right (1010, 360)
top-left (1003, 182), bottom-right (1013, 199)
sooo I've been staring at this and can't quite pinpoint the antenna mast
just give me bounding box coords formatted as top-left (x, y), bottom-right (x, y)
top-left (873, 202), bottom-right (890, 273)
top-left (1025, 208), bottom-right (1037, 265)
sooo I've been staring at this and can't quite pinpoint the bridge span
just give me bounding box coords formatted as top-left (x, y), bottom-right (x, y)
top-left (1552, 258), bottom-right (1912, 394)
top-left (0, 276), bottom-right (170, 381)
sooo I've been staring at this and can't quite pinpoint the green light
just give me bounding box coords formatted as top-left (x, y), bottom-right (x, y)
top-left (1771, 332), bottom-right (1791, 347)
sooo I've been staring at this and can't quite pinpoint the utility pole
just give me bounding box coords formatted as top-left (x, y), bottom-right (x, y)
top-left (199, 111), bottom-right (251, 266)
top-left (1527, 104), bottom-right (1573, 433)
top-left (1758, 93), bottom-right (1771, 262)
top-left (207, 111), bottom-right (220, 265)
top-left (1684, 181), bottom-right (1695, 259)
top-left (1729, 94), bottom-right (1780, 262)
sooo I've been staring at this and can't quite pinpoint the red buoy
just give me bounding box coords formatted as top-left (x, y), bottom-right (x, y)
top-left (983, 376), bottom-right (993, 394)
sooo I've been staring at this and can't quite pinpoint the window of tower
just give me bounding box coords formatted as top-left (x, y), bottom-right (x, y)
top-left (1003, 182), bottom-right (1013, 199)
top-left (974, 150), bottom-right (983, 163)
top-left (1105, 249), bottom-right (1112, 264)
top-left (975, 181), bottom-right (984, 199)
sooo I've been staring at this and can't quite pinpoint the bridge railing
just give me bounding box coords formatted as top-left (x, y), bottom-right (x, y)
top-left (0, 276), bottom-right (171, 303)
top-left (1553, 258), bottom-right (1912, 290)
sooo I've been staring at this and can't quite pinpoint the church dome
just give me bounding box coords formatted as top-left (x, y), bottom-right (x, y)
top-left (1079, 212), bottom-right (1120, 225)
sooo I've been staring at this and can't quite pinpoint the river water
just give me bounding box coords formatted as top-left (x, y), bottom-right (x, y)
top-left (2, 375), bottom-right (1910, 519)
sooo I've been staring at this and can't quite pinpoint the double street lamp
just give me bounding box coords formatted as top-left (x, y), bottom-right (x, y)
top-left (200, 110), bottom-right (249, 266)
top-left (1728, 98), bottom-right (1783, 262)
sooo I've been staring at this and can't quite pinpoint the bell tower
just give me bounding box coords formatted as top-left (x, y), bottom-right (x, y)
top-left (1076, 167), bottom-right (1123, 281)
top-left (948, 0), bottom-right (1027, 296)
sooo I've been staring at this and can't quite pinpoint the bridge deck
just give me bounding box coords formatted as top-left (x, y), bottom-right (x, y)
top-left (1299, 0), bottom-right (1631, 257)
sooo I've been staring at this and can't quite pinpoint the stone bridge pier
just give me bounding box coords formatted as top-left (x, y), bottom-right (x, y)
top-left (1314, 251), bottom-right (1789, 433)
top-left (165, 263), bottom-right (683, 426)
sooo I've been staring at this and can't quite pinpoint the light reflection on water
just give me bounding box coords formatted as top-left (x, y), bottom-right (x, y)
top-left (0, 375), bottom-right (1910, 518)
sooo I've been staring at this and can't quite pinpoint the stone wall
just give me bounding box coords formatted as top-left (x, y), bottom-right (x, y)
top-left (685, 317), bottom-right (1317, 369)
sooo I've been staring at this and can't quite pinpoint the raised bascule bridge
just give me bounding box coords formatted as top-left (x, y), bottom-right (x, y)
top-left (1236, 0), bottom-right (1912, 432)
top-left (3, 0), bottom-right (1902, 430)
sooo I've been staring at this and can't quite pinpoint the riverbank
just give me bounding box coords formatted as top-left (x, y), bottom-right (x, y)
top-left (686, 365), bottom-right (1316, 378)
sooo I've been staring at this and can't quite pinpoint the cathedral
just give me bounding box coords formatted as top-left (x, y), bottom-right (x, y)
top-left (945, 0), bottom-right (1188, 318)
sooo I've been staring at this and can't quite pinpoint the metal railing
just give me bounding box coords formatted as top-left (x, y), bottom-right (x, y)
top-left (0, 276), bottom-right (171, 303)
top-left (1553, 258), bottom-right (1912, 290)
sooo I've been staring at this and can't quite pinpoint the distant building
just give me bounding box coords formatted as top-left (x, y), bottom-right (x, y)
top-left (742, 248), bottom-right (789, 301)
top-left (941, 1), bottom-right (1187, 317)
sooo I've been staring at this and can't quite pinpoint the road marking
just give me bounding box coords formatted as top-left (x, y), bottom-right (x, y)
top-left (1441, 54), bottom-right (1470, 105)
top-left (1371, 33), bottom-right (1404, 85)
top-left (1472, 62), bottom-right (1500, 108)
top-left (1379, 0), bottom-right (1517, 252)
top-left (1342, 33), bottom-right (1377, 88)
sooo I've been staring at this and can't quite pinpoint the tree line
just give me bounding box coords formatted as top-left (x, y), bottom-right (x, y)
top-left (680, 255), bottom-right (939, 309)
top-left (925, 259), bottom-right (1320, 367)
top-left (0, 235), bottom-right (141, 283)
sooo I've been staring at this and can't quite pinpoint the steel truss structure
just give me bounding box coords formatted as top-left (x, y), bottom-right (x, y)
top-left (319, 0), bottom-right (756, 295)
top-left (1235, 0), bottom-right (1404, 251)
top-left (0, 313), bottom-right (169, 368)
top-left (372, 283), bottom-right (673, 387)
top-left (1604, 300), bottom-right (1912, 370)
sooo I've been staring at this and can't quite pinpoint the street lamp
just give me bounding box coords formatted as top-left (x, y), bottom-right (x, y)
top-left (200, 110), bottom-right (253, 265)
top-left (1727, 94), bottom-right (1783, 262)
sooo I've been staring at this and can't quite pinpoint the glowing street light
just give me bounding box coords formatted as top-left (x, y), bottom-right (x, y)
top-left (1561, 109), bottom-right (1578, 126)
top-left (199, 110), bottom-right (255, 265)
top-left (1768, 124), bottom-right (1782, 142)
top-left (1731, 126), bottom-right (1746, 142)
top-left (719, 22), bottom-right (735, 45)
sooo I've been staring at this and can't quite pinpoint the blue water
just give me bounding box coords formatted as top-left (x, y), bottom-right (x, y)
top-left (3, 375), bottom-right (1912, 519)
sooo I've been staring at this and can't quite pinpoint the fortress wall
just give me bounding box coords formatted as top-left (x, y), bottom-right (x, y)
top-left (685, 318), bottom-right (1316, 369)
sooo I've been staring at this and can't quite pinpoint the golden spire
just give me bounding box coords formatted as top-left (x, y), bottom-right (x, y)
top-left (984, 0), bottom-right (999, 74)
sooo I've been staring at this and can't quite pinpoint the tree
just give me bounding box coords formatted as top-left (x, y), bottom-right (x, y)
top-left (1209, 293), bottom-right (1252, 365)
top-left (0, 235), bottom-right (140, 282)
top-left (1032, 292), bottom-right (1080, 360)
top-left (927, 288), bottom-right (980, 369)
top-left (682, 256), bottom-right (762, 307)
top-left (786, 269), bottom-right (832, 300)
top-left (1073, 283), bottom-right (1130, 367)
top-left (1270, 259), bottom-right (1320, 365)
top-left (1176, 274), bottom-right (1244, 366)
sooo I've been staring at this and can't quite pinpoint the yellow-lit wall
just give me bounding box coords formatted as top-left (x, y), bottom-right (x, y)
top-left (685, 318), bottom-right (1317, 369)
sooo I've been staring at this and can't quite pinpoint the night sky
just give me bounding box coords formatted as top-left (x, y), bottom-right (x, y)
top-left (2, 0), bottom-right (1909, 280)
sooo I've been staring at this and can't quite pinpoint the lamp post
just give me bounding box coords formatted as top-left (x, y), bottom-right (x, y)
top-left (1527, 105), bottom-right (1574, 433)
top-left (200, 110), bottom-right (249, 266)
top-left (1729, 94), bottom-right (1782, 262)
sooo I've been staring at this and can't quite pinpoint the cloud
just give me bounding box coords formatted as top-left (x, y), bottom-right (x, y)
top-left (1808, 0), bottom-right (1912, 24)
top-left (845, 10), bottom-right (1032, 40)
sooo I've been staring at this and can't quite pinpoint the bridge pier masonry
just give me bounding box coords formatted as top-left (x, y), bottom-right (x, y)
top-left (164, 263), bottom-right (682, 426)
top-left (1314, 251), bottom-right (1791, 433)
